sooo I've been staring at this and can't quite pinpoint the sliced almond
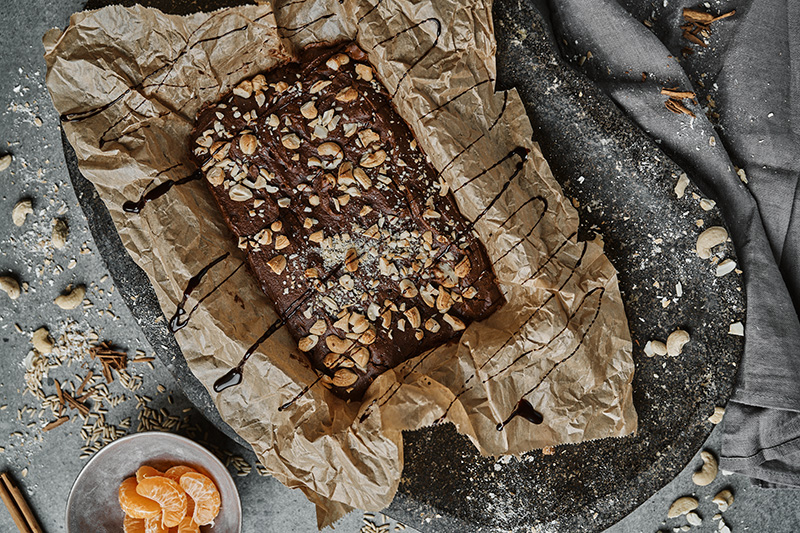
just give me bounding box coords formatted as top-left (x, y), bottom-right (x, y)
top-left (326, 335), bottom-right (353, 354)
top-left (298, 335), bottom-right (319, 352)
top-left (267, 255), bottom-right (287, 274)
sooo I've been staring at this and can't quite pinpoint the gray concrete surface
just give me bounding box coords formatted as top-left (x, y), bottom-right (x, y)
top-left (0, 2), bottom-right (798, 533)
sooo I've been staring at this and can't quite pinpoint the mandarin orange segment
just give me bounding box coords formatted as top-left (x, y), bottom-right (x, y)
top-left (119, 477), bottom-right (161, 520)
top-left (136, 465), bottom-right (163, 483)
top-left (144, 515), bottom-right (168, 533)
top-left (179, 472), bottom-right (221, 526)
top-left (136, 476), bottom-right (188, 528)
top-left (163, 465), bottom-right (196, 484)
top-left (123, 515), bottom-right (147, 533)
top-left (176, 498), bottom-right (200, 533)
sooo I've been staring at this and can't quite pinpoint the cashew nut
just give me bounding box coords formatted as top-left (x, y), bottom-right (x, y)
top-left (692, 450), bottom-right (718, 486)
top-left (674, 173), bottom-right (689, 198)
top-left (52, 218), bottom-right (69, 249)
top-left (54, 285), bottom-right (86, 310)
top-left (667, 496), bottom-right (698, 518)
top-left (712, 489), bottom-right (734, 511)
top-left (12, 199), bottom-right (33, 226)
top-left (695, 226), bottom-right (728, 259)
top-left (0, 276), bottom-right (21, 300)
top-left (0, 153), bottom-right (12, 172)
top-left (32, 327), bottom-right (54, 354)
top-left (708, 406), bottom-right (725, 424)
top-left (686, 512), bottom-right (702, 526)
top-left (666, 329), bottom-right (690, 356)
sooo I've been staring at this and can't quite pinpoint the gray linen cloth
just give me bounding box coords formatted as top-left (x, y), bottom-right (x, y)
top-left (532, 0), bottom-right (800, 486)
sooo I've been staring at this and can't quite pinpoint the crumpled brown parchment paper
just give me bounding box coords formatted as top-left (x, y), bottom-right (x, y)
top-left (44, 0), bottom-right (637, 527)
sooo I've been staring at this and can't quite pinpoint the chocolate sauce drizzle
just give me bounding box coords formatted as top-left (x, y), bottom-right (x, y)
top-left (122, 171), bottom-right (202, 214)
top-left (169, 253), bottom-right (245, 333)
top-left (496, 399), bottom-right (543, 431)
top-left (375, 17), bottom-right (442, 97)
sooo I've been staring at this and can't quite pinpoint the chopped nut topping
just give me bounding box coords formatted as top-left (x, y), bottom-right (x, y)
top-left (271, 220), bottom-right (283, 232)
top-left (345, 248), bottom-right (359, 272)
top-left (239, 134), bottom-right (258, 155)
top-left (355, 63), bottom-right (373, 81)
top-left (357, 326), bottom-right (377, 345)
top-left (336, 87), bottom-right (358, 102)
top-left (332, 367), bottom-right (358, 387)
top-left (211, 141), bottom-right (230, 161)
top-left (326, 53), bottom-right (350, 71)
top-left (300, 101), bottom-right (318, 119)
top-left (360, 150), bottom-right (387, 168)
top-left (274, 235), bottom-right (290, 250)
top-left (281, 134), bottom-right (301, 150)
top-left (353, 167), bottom-right (372, 189)
top-left (404, 307), bottom-right (421, 329)
top-left (309, 231), bottom-right (324, 243)
top-left (351, 346), bottom-right (370, 369)
top-left (350, 313), bottom-right (369, 334)
top-left (443, 313), bottom-right (465, 331)
top-left (309, 320), bottom-right (327, 336)
top-left (275, 81), bottom-right (289, 92)
top-left (206, 167), bottom-right (224, 186)
top-left (298, 335), bottom-right (319, 352)
top-left (358, 129), bottom-right (380, 147)
top-left (455, 256), bottom-right (471, 278)
top-left (267, 255), bottom-right (287, 274)
top-left (318, 141), bottom-right (344, 161)
top-left (425, 318), bottom-right (441, 333)
top-left (233, 80), bottom-right (253, 98)
top-left (399, 279), bottom-right (418, 298)
top-left (436, 289), bottom-right (452, 312)
top-left (229, 184), bottom-right (253, 202)
top-left (326, 335), bottom-right (353, 354)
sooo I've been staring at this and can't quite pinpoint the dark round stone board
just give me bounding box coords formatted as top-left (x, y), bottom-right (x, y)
top-left (65, 0), bottom-right (744, 531)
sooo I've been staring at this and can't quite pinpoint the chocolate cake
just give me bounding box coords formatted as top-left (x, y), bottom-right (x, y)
top-left (190, 42), bottom-right (504, 400)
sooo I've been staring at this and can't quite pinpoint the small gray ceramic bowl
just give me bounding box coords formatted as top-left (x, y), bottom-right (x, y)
top-left (66, 432), bottom-right (241, 532)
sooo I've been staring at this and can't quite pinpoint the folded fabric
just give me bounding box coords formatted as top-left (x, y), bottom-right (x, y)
top-left (531, 0), bottom-right (800, 486)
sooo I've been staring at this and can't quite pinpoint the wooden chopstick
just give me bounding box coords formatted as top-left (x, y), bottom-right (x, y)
top-left (0, 473), bottom-right (43, 533)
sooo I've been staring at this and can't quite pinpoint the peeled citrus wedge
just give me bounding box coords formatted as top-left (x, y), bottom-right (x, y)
top-left (176, 499), bottom-right (201, 533)
top-left (136, 465), bottom-right (162, 483)
top-left (123, 515), bottom-right (146, 533)
top-left (119, 477), bottom-right (161, 520)
top-left (179, 472), bottom-right (221, 526)
top-left (144, 515), bottom-right (168, 533)
top-left (163, 465), bottom-right (196, 484)
top-left (136, 476), bottom-right (188, 528)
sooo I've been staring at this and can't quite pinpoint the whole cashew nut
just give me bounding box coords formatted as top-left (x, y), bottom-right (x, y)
top-left (696, 226), bottom-right (728, 259)
top-left (666, 329), bottom-right (690, 356)
top-left (54, 285), bottom-right (86, 310)
top-left (712, 489), bottom-right (734, 511)
top-left (667, 496), bottom-right (698, 518)
top-left (692, 450), bottom-right (718, 486)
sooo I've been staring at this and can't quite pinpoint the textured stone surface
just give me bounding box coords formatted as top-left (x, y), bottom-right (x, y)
top-left (2, 1), bottom-right (800, 533)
